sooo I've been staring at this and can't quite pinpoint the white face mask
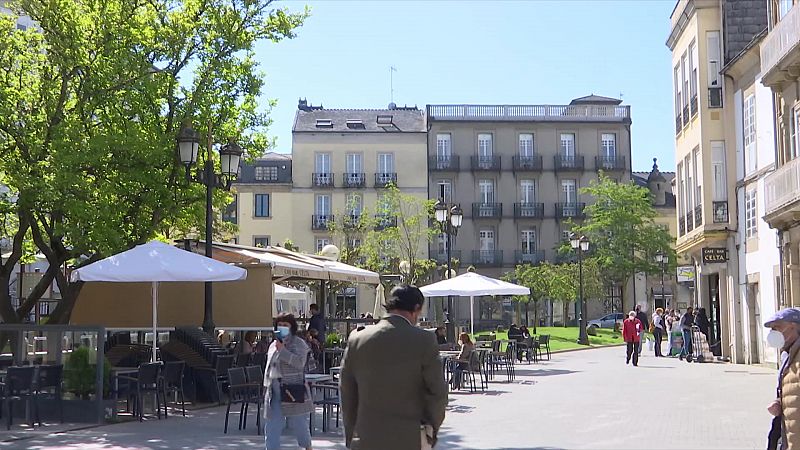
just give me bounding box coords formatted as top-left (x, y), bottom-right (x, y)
top-left (767, 329), bottom-right (786, 349)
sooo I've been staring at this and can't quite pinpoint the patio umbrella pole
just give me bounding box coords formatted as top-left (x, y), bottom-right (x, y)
top-left (470, 295), bottom-right (474, 336)
top-left (152, 281), bottom-right (158, 362)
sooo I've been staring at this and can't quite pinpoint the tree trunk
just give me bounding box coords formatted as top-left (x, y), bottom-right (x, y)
top-left (562, 301), bottom-right (569, 327)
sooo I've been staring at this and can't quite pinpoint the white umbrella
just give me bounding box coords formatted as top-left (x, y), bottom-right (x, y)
top-left (373, 284), bottom-right (386, 319)
top-left (420, 272), bottom-right (529, 335)
top-left (273, 284), bottom-right (309, 315)
top-left (71, 240), bottom-right (247, 361)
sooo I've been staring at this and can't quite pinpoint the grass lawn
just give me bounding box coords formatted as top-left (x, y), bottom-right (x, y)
top-left (475, 327), bottom-right (631, 352)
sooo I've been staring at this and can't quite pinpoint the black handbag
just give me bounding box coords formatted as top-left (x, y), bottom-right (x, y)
top-left (279, 382), bottom-right (306, 403)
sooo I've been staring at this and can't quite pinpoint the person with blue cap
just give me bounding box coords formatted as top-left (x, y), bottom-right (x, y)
top-left (765, 308), bottom-right (800, 450)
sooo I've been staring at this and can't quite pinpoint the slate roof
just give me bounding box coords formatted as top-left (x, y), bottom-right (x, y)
top-left (255, 152), bottom-right (291, 161)
top-left (569, 94), bottom-right (623, 106)
top-left (293, 108), bottom-right (426, 133)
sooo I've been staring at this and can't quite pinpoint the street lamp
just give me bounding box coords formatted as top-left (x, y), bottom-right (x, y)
top-left (570, 233), bottom-right (590, 345)
top-left (434, 199), bottom-right (463, 343)
top-left (177, 120), bottom-right (243, 334)
top-left (655, 251), bottom-right (667, 309)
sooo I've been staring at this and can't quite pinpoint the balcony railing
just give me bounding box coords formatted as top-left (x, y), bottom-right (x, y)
top-left (686, 213), bottom-right (694, 232)
top-left (429, 155), bottom-right (460, 171)
top-left (427, 104), bottom-right (631, 122)
top-left (682, 105), bottom-right (690, 125)
top-left (344, 214), bottom-right (362, 228)
top-left (374, 172), bottom-right (397, 188)
top-left (342, 173), bottom-right (366, 188)
top-left (694, 204), bottom-right (703, 226)
top-left (433, 249), bottom-right (462, 264)
top-left (374, 215), bottom-right (397, 230)
top-left (515, 250), bottom-right (545, 265)
top-left (472, 202), bottom-right (503, 219)
top-left (595, 156), bottom-right (626, 171)
top-left (761, 4), bottom-right (800, 77)
top-left (766, 157), bottom-right (800, 217)
top-left (713, 201), bottom-right (729, 223)
top-left (678, 215), bottom-right (686, 236)
top-left (512, 155), bottom-right (543, 171)
top-left (690, 95), bottom-right (698, 117)
top-left (472, 250), bottom-right (504, 267)
top-left (555, 202), bottom-right (586, 220)
top-left (471, 155), bottom-right (501, 171)
top-left (514, 202), bottom-right (545, 219)
top-left (554, 155), bottom-right (584, 171)
top-left (311, 214), bottom-right (334, 230)
top-left (675, 114), bottom-right (682, 134)
top-left (312, 173), bottom-right (334, 188)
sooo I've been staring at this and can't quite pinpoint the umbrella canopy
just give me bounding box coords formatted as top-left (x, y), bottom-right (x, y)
top-left (420, 272), bottom-right (530, 335)
top-left (273, 284), bottom-right (308, 301)
top-left (273, 284), bottom-right (309, 316)
top-left (71, 240), bottom-right (247, 361)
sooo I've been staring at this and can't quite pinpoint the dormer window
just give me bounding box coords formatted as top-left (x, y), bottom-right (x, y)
top-left (315, 119), bottom-right (333, 128)
top-left (377, 115), bottom-right (393, 125)
top-left (346, 120), bottom-right (365, 129)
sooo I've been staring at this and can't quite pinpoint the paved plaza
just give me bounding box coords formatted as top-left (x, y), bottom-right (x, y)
top-left (0, 346), bottom-right (778, 450)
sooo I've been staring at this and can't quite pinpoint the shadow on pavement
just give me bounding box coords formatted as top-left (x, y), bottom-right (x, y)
top-left (514, 368), bottom-right (579, 377)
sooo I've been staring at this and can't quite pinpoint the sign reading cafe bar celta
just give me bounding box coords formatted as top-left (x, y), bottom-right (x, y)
top-left (702, 247), bottom-right (728, 264)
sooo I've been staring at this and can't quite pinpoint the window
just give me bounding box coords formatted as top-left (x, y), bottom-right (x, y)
top-left (677, 161), bottom-right (685, 218)
top-left (707, 31), bottom-right (721, 89)
top-left (478, 179), bottom-right (495, 203)
top-left (436, 134), bottom-right (451, 158)
top-left (437, 233), bottom-right (449, 256)
top-left (437, 179), bottom-right (452, 203)
top-left (255, 166), bottom-right (278, 181)
top-left (521, 229), bottom-right (537, 253)
top-left (689, 41), bottom-right (698, 106)
top-left (315, 194), bottom-right (331, 216)
top-left (744, 94), bottom-right (757, 174)
top-left (378, 153), bottom-right (394, 174)
top-left (346, 193), bottom-right (363, 217)
top-left (674, 65), bottom-right (682, 122)
top-left (560, 133), bottom-right (575, 157)
top-left (711, 142), bottom-right (727, 201)
top-left (346, 153), bottom-right (362, 174)
top-left (685, 155), bottom-right (694, 214)
top-left (790, 106), bottom-right (799, 161)
top-left (520, 180), bottom-right (535, 203)
top-left (692, 148), bottom-right (702, 208)
top-left (779, 0), bottom-right (794, 19)
top-left (316, 238), bottom-right (330, 253)
top-left (479, 230), bottom-right (495, 251)
top-left (561, 229), bottom-right (572, 241)
top-left (601, 133), bottom-right (616, 158)
top-left (315, 153), bottom-right (331, 173)
top-left (519, 134), bottom-right (534, 157)
top-left (681, 51), bottom-right (689, 109)
top-left (478, 133), bottom-right (493, 157)
top-left (561, 179), bottom-right (577, 203)
top-left (16, 24), bottom-right (27, 31)
top-left (254, 236), bottom-right (270, 248)
top-left (745, 188), bottom-right (758, 239)
top-left (254, 194), bottom-right (270, 217)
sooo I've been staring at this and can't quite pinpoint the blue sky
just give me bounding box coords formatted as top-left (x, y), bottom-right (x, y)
top-left (255, 0), bottom-right (677, 172)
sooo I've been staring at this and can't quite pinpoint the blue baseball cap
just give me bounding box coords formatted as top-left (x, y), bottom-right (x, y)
top-left (764, 308), bottom-right (800, 327)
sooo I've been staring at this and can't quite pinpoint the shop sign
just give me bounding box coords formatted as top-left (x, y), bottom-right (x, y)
top-left (676, 266), bottom-right (695, 283)
top-left (702, 247), bottom-right (728, 264)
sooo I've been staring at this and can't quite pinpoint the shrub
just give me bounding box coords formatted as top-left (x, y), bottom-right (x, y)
top-left (64, 346), bottom-right (111, 400)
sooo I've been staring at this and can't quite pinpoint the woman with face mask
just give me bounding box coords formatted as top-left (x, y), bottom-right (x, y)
top-left (263, 313), bottom-right (314, 450)
top-left (765, 308), bottom-right (800, 450)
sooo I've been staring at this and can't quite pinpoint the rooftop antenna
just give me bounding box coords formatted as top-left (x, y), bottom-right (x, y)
top-left (390, 66), bottom-right (397, 104)
top-left (619, 92), bottom-right (624, 101)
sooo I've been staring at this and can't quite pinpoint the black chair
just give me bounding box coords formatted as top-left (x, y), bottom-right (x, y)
top-left (312, 382), bottom-right (340, 433)
top-left (462, 351), bottom-right (487, 393)
top-left (539, 334), bottom-right (552, 360)
top-left (251, 353), bottom-right (267, 371)
top-left (3, 366), bottom-right (36, 430)
top-left (161, 361), bottom-right (186, 417)
top-left (244, 365), bottom-right (264, 434)
top-left (33, 364), bottom-right (63, 426)
top-left (119, 363), bottom-right (166, 422)
top-left (492, 342), bottom-right (515, 382)
top-left (197, 355), bottom-right (234, 405)
top-left (235, 353), bottom-right (251, 368)
top-left (223, 367), bottom-right (259, 434)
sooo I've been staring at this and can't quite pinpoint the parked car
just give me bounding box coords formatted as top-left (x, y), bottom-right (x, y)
top-left (587, 313), bottom-right (624, 329)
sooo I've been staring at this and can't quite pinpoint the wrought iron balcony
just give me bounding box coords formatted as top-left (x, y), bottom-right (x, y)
top-left (374, 172), bottom-right (397, 188)
top-left (472, 250), bottom-right (503, 267)
top-left (471, 155), bottom-right (501, 171)
top-left (694, 204), bottom-right (703, 226)
top-left (472, 202), bottom-right (503, 219)
top-left (595, 156), bottom-right (626, 171)
top-left (554, 155), bottom-right (584, 171)
top-left (713, 201), bottom-right (729, 223)
top-left (512, 155), bottom-right (543, 172)
top-left (433, 249), bottom-right (462, 264)
top-left (765, 157), bottom-right (800, 219)
top-left (682, 105), bottom-right (690, 124)
top-left (675, 114), bottom-right (682, 134)
top-left (344, 214), bottom-right (362, 228)
top-left (678, 215), bottom-right (686, 236)
top-left (514, 202), bottom-right (545, 219)
top-left (374, 215), bottom-right (397, 230)
top-left (686, 213), bottom-right (694, 232)
top-left (311, 214), bottom-right (334, 230)
top-left (555, 202), bottom-right (586, 220)
top-left (312, 173), bottom-right (334, 188)
top-left (690, 95), bottom-right (698, 117)
top-left (515, 250), bottom-right (545, 265)
top-left (429, 155), bottom-right (460, 171)
top-left (342, 173), bottom-right (366, 188)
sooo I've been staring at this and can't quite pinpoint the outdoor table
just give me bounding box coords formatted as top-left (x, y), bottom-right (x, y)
top-left (322, 348), bottom-right (344, 373)
top-left (110, 366), bottom-right (139, 420)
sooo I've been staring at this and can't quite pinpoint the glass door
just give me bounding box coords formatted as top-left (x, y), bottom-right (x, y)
top-left (562, 179), bottom-right (577, 216)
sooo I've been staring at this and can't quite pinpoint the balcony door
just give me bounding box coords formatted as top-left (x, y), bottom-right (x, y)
top-left (437, 133), bottom-right (452, 168)
top-left (562, 179), bottom-right (577, 216)
top-left (478, 133), bottom-right (493, 169)
top-left (479, 229), bottom-right (495, 262)
top-left (315, 194), bottom-right (331, 217)
top-left (347, 193), bottom-right (362, 219)
top-left (437, 179), bottom-right (452, 203)
top-left (520, 180), bottom-right (535, 203)
top-left (346, 153), bottom-right (362, 174)
top-left (560, 133), bottom-right (575, 158)
top-left (601, 133), bottom-right (616, 159)
top-left (315, 153), bottom-right (331, 173)
top-left (521, 229), bottom-right (537, 255)
top-left (519, 133), bottom-right (534, 157)
top-left (378, 153), bottom-right (395, 184)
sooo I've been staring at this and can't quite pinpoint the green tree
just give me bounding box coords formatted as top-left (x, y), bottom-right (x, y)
top-left (568, 174), bottom-right (677, 312)
top-left (0, 0), bottom-right (307, 324)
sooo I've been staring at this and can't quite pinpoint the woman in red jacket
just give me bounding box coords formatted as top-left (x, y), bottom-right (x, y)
top-left (622, 311), bottom-right (643, 366)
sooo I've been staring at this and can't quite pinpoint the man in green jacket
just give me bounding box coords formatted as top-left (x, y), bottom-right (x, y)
top-left (341, 284), bottom-right (448, 450)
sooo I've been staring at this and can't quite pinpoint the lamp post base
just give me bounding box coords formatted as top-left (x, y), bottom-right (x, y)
top-left (445, 317), bottom-right (455, 344)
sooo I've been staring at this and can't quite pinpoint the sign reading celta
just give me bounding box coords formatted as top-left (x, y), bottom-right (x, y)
top-left (702, 247), bottom-right (728, 264)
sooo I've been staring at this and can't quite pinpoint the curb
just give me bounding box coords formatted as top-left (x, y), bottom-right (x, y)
top-left (551, 343), bottom-right (626, 354)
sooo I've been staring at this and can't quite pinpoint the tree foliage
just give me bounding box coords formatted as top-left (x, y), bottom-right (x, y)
top-left (0, 0), bottom-right (307, 323)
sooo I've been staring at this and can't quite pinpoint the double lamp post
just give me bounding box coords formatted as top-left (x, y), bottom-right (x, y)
top-left (177, 121), bottom-right (243, 334)
top-left (570, 233), bottom-right (590, 346)
top-left (434, 200), bottom-right (463, 343)
top-left (655, 250), bottom-right (668, 309)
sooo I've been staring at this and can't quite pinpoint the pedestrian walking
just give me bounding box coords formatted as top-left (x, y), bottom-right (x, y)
top-left (340, 284), bottom-right (448, 450)
top-left (765, 308), bottom-right (800, 450)
top-left (622, 311), bottom-right (643, 366)
top-left (262, 313), bottom-right (314, 450)
top-left (635, 305), bottom-right (649, 356)
top-left (665, 309), bottom-right (675, 356)
top-left (652, 308), bottom-right (665, 357)
top-left (679, 306), bottom-right (694, 362)
top-left (695, 307), bottom-right (710, 339)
